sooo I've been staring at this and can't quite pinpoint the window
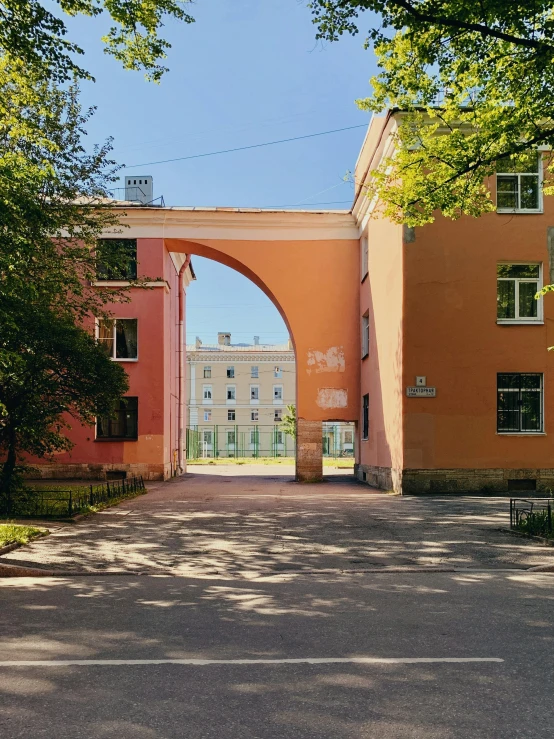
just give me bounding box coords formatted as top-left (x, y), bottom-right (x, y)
top-left (227, 430), bottom-right (236, 445)
top-left (273, 385), bottom-right (283, 402)
top-left (96, 239), bottom-right (137, 280)
top-left (276, 431), bottom-right (284, 445)
top-left (227, 366), bottom-right (235, 378)
top-left (203, 385), bottom-right (212, 401)
top-left (496, 152), bottom-right (541, 212)
top-left (274, 409), bottom-right (282, 422)
top-left (98, 319), bottom-right (138, 360)
top-left (250, 429), bottom-right (258, 444)
top-left (362, 395), bottom-right (369, 440)
top-left (361, 313), bottom-right (369, 358)
top-left (344, 430), bottom-right (353, 444)
top-left (203, 430), bottom-right (213, 444)
top-left (251, 366), bottom-right (259, 378)
top-left (250, 385), bottom-right (259, 400)
top-left (228, 409), bottom-right (236, 421)
top-left (97, 397), bottom-right (138, 440)
top-left (274, 366), bottom-right (282, 378)
top-left (251, 409), bottom-right (259, 422)
top-left (204, 410), bottom-right (212, 422)
top-left (361, 235), bottom-right (368, 280)
top-left (497, 373), bottom-right (543, 433)
top-left (497, 264), bottom-right (542, 322)
top-left (226, 385), bottom-right (236, 401)
top-left (203, 366), bottom-right (211, 378)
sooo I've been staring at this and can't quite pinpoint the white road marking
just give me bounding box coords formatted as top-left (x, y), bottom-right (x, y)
top-left (0, 657), bottom-right (504, 667)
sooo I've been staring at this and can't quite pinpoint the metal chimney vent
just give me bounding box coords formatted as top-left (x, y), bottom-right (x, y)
top-left (125, 175), bottom-right (153, 204)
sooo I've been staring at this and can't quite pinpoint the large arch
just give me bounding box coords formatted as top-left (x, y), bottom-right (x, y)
top-left (123, 207), bottom-right (360, 481)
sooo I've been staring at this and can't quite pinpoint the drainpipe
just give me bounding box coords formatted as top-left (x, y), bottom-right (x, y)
top-left (177, 255), bottom-right (191, 473)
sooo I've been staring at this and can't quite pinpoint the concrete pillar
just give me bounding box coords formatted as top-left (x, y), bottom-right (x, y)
top-left (296, 418), bottom-right (323, 482)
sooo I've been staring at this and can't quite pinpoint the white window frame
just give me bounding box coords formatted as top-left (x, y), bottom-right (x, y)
top-left (361, 313), bottom-right (369, 358)
top-left (226, 384), bottom-right (236, 403)
top-left (274, 409), bottom-right (283, 422)
top-left (226, 366), bottom-right (235, 378)
top-left (251, 365), bottom-right (259, 378)
top-left (204, 410), bottom-right (212, 422)
top-left (251, 409), bottom-right (259, 422)
top-left (250, 384), bottom-right (260, 404)
top-left (274, 366), bottom-right (283, 378)
top-left (227, 409), bottom-right (236, 421)
top-left (203, 366), bottom-right (211, 378)
top-left (273, 384), bottom-right (283, 404)
top-left (361, 234), bottom-right (368, 281)
top-left (96, 318), bottom-right (138, 362)
top-left (202, 384), bottom-right (213, 404)
top-left (497, 262), bottom-right (543, 324)
top-left (496, 153), bottom-right (543, 213)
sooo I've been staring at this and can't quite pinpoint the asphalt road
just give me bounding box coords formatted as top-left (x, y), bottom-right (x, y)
top-left (1, 570), bottom-right (554, 738)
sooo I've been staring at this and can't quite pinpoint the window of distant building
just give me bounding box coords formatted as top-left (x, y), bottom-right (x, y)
top-left (227, 409), bottom-right (236, 421)
top-left (251, 410), bottom-right (259, 422)
top-left (203, 366), bottom-right (211, 378)
top-left (273, 385), bottom-right (283, 403)
top-left (204, 410), bottom-right (212, 422)
top-left (226, 385), bottom-right (236, 402)
top-left (497, 263), bottom-right (542, 323)
top-left (203, 385), bottom-right (212, 403)
top-left (274, 366), bottom-right (283, 378)
top-left (251, 366), bottom-right (259, 378)
top-left (227, 366), bottom-right (235, 378)
top-left (497, 373), bottom-right (543, 433)
top-left (274, 409), bottom-right (282, 422)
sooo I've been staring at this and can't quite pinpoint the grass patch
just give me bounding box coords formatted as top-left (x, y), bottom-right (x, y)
top-left (0, 523), bottom-right (46, 547)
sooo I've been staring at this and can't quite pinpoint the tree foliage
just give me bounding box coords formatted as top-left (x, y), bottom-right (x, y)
top-left (309, 1), bottom-right (554, 225)
top-left (0, 0), bottom-right (194, 82)
top-left (0, 59), bottom-right (136, 494)
top-left (280, 404), bottom-right (296, 439)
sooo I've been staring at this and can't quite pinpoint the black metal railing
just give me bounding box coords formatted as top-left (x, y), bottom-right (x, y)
top-left (510, 497), bottom-right (554, 538)
top-left (0, 475), bottom-right (145, 519)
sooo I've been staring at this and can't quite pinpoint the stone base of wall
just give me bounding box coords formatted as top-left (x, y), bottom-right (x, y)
top-left (296, 419), bottom-right (323, 482)
top-left (355, 464), bottom-right (554, 495)
top-left (354, 464), bottom-right (403, 494)
top-left (25, 462), bottom-right (171, 482)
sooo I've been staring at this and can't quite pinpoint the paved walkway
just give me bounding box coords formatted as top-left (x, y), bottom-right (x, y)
top-left (3, 466), bottom-right (554, 574)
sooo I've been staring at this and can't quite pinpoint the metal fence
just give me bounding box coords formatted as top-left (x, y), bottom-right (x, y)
top-left (510, 497), bottom-right (554, 538)
top-left (0, 475), bottom-right (146, 519)
top-left (186, 423), bottom-right (355, 459)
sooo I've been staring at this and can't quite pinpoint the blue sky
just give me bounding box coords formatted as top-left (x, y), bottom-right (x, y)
top-left (68, 0), bottom-right (377, 344)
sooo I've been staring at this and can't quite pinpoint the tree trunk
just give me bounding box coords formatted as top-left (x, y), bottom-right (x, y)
top-left (0, 425), bottom-right (17, 516)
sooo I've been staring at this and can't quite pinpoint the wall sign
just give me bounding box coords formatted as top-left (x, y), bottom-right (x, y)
top-left (406, 386), bottom-right (436, 397)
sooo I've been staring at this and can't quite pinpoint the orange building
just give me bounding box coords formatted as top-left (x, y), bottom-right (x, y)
top-left (30, 112), bottom-right (554, 492)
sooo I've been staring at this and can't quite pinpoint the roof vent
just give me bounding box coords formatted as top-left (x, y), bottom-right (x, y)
top-left (218, 332), bottom-right (231, 346)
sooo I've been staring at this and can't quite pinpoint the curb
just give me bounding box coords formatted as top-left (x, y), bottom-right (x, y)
top-left (0, 563), bottom-right (58, 577)
top-left (498, 527), bottom-right (554, 547)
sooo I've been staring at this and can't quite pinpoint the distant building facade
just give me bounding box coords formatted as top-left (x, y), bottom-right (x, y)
top-left (186, 333), bottom-right (295, 457)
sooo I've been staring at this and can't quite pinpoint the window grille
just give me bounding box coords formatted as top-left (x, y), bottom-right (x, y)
top-left (497, 373), bottom-right (543, 433)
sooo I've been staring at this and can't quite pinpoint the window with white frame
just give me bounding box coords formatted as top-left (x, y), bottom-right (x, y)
top-left (497, 373), bottom-right (543, 433)
top-left (203, 385), bottom-right (212, 402)
top-left (203, 366), bottom-right (211, 378)
top-left (361, 313), bottom-right (369, 357)
top-left (204, 410), bottom-right (212, 422)
top-left (226, 385), bottom-right (236, 401)
top-left (274, 366), bottom-right (282, 378)
top-left (227, 430), bottom-right (236, 445)
top-left (274, 409), bottom-right (282, 422)
top-left (276, 431), bottom-right (284, 445)
top-left (361, 234), bottom-right (368, 280)
top-left (251, 409), bottom-right (259, 422)
top-left (98, 319), bottom-right (138, 360)
top-left (497, 264), bottom-right (542, 322)
top-left (251, 365), bottom-right (259, 378)
top-left (344, 430), bottom-right (353, 444)
top-left (203, 430), bottom-right (213, 445)
top-left (273, 385), bottom-right (283, 402)
top-left (250, 429), bottom-right (258, 445)
top-left (227, 366), bottom-right (235, 378)
top-left (496, 152), bottom-right (541, 211)
top-left (227, 409), bottom-right (236, 421)
top-left (250, 385), bottom-right (259, 401)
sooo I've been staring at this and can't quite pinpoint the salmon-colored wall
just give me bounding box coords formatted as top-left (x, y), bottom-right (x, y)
top-left (359, 219), bottom-right (404, 471)
top-left (404, 206), bottom-right (554, 470)
top-left (37, 238), bottom-right (179, 474)
top-left (165, 238), bottom-right (360, 423)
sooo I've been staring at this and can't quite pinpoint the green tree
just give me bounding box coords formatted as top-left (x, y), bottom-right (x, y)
top-left (280, 404), bottom-right (296, 439)
top-left (0, 59), bottom-right (137, 496)
top-left (309, 1), bottom-right (554, 225)
top-left (0, 0), bottom-right (194, 82)
top-left (0, 300), bottom-right (129, 511)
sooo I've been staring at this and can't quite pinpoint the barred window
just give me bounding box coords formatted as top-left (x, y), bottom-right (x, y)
top-left (497, 373), bottom-right (543, 433)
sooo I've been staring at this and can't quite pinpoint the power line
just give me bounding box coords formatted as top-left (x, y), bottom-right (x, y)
top-left (125, 124), bottom-right (368, 169)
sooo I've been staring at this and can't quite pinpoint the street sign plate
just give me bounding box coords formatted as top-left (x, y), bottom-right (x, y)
top-left (406, 386), bottom-right (436, 397)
